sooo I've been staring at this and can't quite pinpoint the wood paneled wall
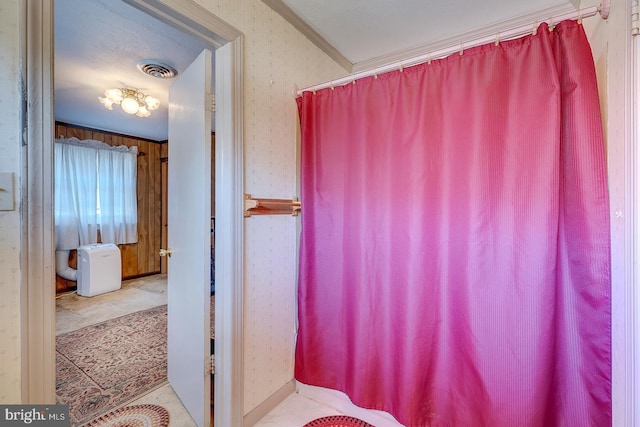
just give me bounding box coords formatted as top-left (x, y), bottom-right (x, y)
top-left (55, 123), bottom-right (164, 293)
top-left (161, 143), bottom-right (168, 274)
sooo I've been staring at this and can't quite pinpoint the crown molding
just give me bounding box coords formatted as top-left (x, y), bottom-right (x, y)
top-left (261, 0), bottom-right (353, 72)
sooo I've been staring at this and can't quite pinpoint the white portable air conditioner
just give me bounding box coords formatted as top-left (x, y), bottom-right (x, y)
top-left (77, 243), bottom-right (122, 297)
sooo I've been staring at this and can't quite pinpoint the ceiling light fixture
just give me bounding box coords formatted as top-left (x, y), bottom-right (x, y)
top-left (99, 88), bottom-right (160, 118)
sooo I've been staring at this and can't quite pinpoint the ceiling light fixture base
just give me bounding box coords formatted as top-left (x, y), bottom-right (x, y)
top-left (98, 88), bottom-right (160, 117)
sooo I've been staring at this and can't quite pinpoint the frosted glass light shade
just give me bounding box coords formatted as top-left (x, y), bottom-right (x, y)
top-left (104, 88), bottom-right (124, 102)
top-left (136, 106), bottom-right (150, 118)
top-left (121, 97), bottom-right (140, 115)
top-left (144, 95), bottom-right (160, 111)
top-left (98, 96), bottom-right (114, 110)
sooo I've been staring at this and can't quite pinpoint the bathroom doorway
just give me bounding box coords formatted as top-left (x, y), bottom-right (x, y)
top-left (34, 0), bottom-right (245, 425)
top-left (52, 0), bottom-right (212, 422)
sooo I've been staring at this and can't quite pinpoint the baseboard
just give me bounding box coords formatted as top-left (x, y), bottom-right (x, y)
top-left (296, 382), bottom-right (404, 426)
top-left (243, 379), bottom-right (296, 426)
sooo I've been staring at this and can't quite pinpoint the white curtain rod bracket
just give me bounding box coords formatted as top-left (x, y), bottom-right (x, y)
top-left (297, 4), bottom-right (610, 97)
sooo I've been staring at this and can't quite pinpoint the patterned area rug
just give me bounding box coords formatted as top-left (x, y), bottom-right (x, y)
top-left (83, 404), bottom-right (170, 426)
top-left (56, 305), bottom-right (169, 426)
top-left (57, 296), bottom-right (215, 426)
top-left (304, 415), bottom-right (374, 427)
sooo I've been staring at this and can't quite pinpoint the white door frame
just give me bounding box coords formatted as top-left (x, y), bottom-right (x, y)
top-left (631, 10), bottom-right (640, 426)
top-left (21, 1), bottom-right (245, 425)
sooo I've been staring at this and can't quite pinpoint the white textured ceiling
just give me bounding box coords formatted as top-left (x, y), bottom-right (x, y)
top-left (276, 0), bottom-right (586, 66)
top-left (56, 0), bottom-right (593, 140)
top-left (54, 0), bottom-right (212, 141)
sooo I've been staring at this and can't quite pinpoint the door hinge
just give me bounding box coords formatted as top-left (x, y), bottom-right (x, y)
top-left (206, 354), bottom-right (215, 375)
top-left (633, 0), bottom-right (639, 36)
top-left (206, 93), bottom-right (216, 113)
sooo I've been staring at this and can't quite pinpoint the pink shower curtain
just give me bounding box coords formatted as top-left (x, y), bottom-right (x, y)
top-left (295, 20), bottom-right (611, 427)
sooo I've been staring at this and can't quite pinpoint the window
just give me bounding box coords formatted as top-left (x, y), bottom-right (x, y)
top-left (54, 138), bottom-right (138, 249)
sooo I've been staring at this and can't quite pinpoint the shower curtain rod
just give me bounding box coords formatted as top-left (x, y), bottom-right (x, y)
top-left (296, 1), bottom-right (611, 97)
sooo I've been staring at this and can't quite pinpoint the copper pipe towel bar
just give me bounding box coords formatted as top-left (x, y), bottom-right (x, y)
top-left (244, 194), bottom-right (301, 217)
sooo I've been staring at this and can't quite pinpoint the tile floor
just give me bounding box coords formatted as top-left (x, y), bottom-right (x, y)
top-left (254, 392), bottom-right (344, 426)
top-left (258, 383), bottom-right (405, 427)
top-left (56, 274), bottom-right (396, 427)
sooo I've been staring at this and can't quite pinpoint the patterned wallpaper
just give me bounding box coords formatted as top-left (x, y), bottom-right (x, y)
top-left (193, 0), bottom-right (346, 414)
top-left (0, 0), bottom-right (23, 403)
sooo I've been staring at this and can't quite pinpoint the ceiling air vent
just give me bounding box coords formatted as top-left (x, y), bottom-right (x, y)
top-left (137, 60), bottom-right (178, 79)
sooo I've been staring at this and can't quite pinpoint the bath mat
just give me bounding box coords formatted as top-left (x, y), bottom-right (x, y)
top-left (83, 404), bottom-right (170, 426)
top-left (304, 415), bottom-right (374, 427)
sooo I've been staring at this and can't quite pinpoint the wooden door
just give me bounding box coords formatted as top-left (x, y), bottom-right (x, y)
top-left (166, 49), bottom-right (212, 427)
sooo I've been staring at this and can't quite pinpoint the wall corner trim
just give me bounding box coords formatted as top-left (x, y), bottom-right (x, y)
top-left (243, 380), bottom-right (296, 426)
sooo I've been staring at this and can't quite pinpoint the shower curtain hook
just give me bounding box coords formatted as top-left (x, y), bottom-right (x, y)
top-left (495, 32), bottom-right (500, 46)
top-left (578, 10), bottom-right (583, 24)
top-left (532, 22), bottom-right (538, 35)
top-left (459, 42), bottom-right (464, 56)
top-left (548, 17), bottom-right (555, 31)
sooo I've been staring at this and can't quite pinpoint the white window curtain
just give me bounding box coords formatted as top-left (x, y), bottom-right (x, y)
top-left (54, 137), bottom-right (138, 249)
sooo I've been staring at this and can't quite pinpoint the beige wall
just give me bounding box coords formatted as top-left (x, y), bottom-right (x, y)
top-left (583, 0), bottom-right (633, 424)
top-left (0, 0), bottom-right (23, 403)
top-left (184, 0), bottom-right (348, 415)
